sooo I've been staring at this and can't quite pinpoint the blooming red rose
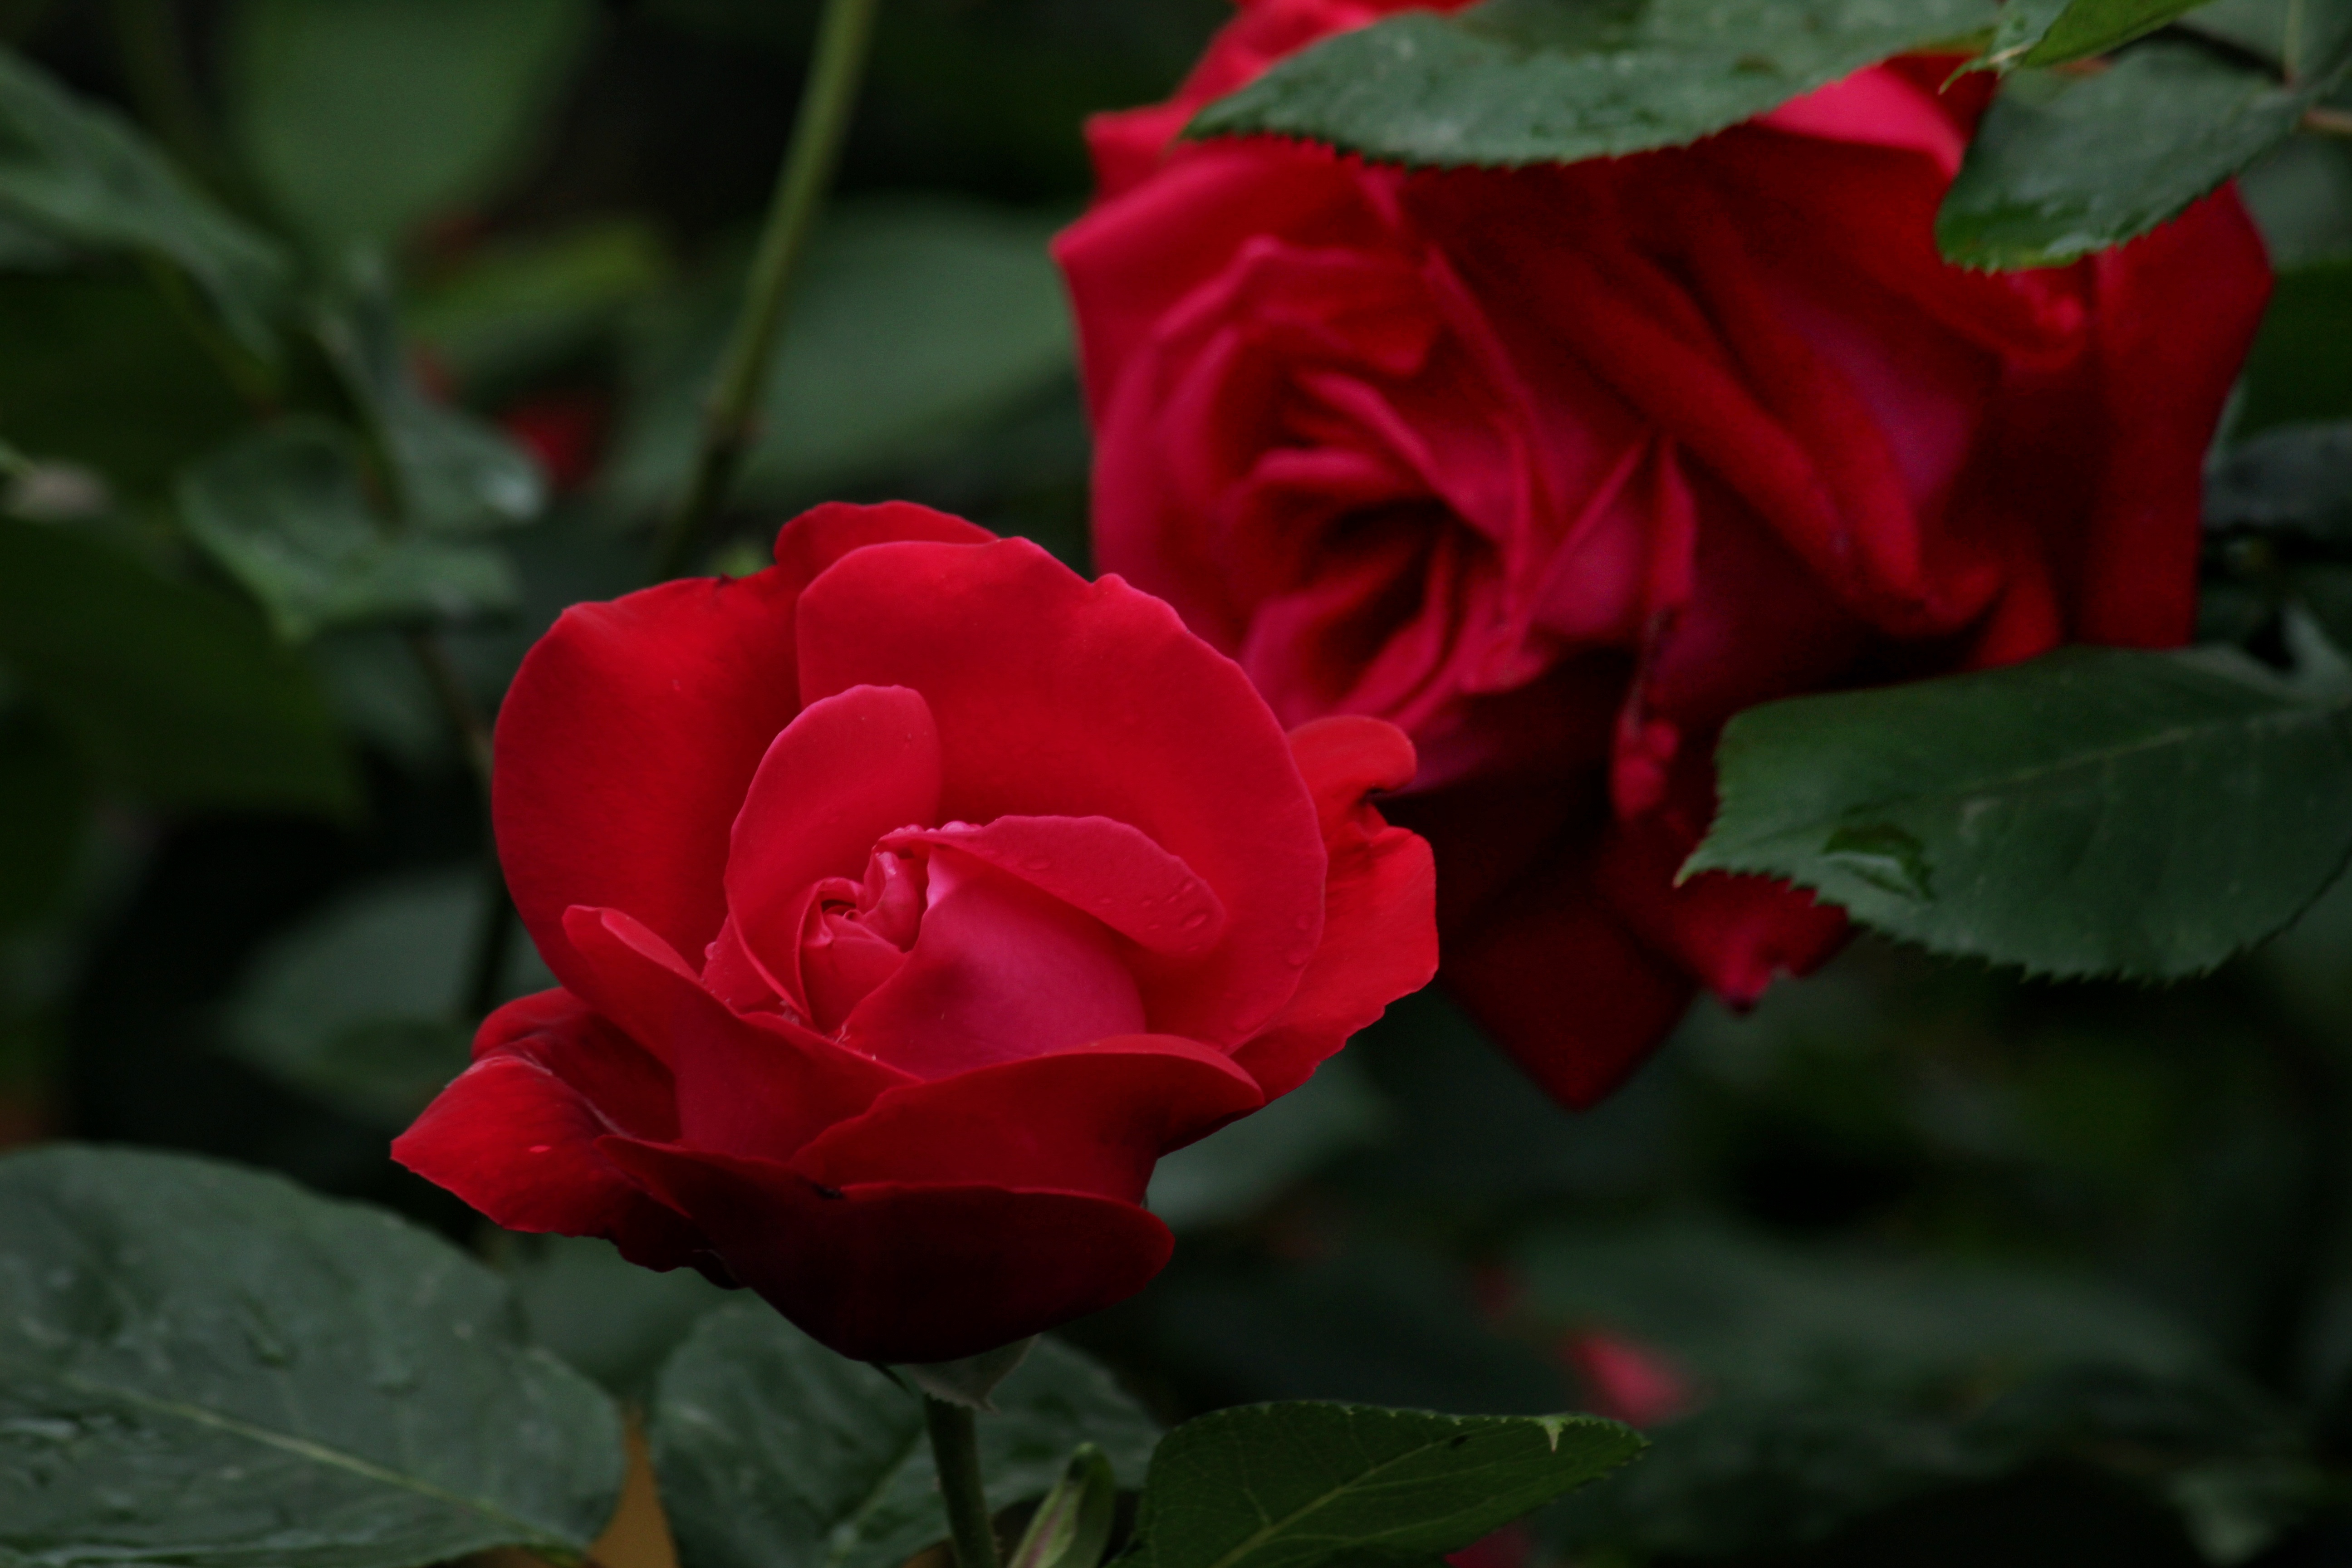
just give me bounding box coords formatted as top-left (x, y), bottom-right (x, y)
top-left (392, 501), bottom-right (1436, 1362)
top-left (1054, 0), bottom-right (2272, 1108)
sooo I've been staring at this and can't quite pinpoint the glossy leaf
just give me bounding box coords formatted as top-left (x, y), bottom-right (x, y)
top-left (1182, 0), bottom-right (1999, 168)
top-left (227, 0), bottom-right (593, 251)
top-left (317, 271), bottom-right (546, 534)
top-left (180, 420), bottom-right (519, 641)
top-left (1128, 1403), bottom-right (1642, 1568)
top-left (0, 1143), bottom-right (626, 1567)
top-left (1940, 20), bottom-right (2352, 268)
top-left (0, 515), bottom-right (355, 814)
top-left (1975, 0), bottom-right (2215, 71)
top-left (1686, 646), bottom-right (2352, 980)
top-left (650, 1303), bottom-right (1161, 1568)
top-left (0, 47), bottom-right (287, 354)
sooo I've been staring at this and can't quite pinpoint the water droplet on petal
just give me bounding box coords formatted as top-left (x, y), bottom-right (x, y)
top-left (1023, 856), bottom-right (1053, 871)
top-left (1179, 909), bottom-right (1211, 931)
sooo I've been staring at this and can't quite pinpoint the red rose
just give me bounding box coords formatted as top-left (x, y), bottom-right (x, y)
top-left (1054, 0), bottom-right (2272, 1107)
top-left (392, 501), bottom-right (1436, 1362)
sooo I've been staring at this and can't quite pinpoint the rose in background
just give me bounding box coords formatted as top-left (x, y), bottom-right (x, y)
top-left (1054, 0), bottom-right (2273, 1109)
top-left (394, 500), bottom-right (1436, 1363)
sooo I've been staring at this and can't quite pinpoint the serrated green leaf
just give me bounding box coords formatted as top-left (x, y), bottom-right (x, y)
top-left (1685, 646), bottom-right (2352, 980)
top-left (0, 1143), bottom-right (626, 1568)
top-left (1181, 0), bottom-right (1999, 168)
top-left (227, 0), bottom-right (592, 253)
top-left (1129, 1403), bottom-right (1641, 1568)
top-left (1939, 23), bottom-right (2352, 268)
top-left (0, 47), bottom-right (286, 355)
top-left (317, 269), bottom-right (545, 534)
top-left (2207, 420), bottom-right (2352, 547)
top-left (651, 1303), bottom-right (1162, 1568)
top-left (1976, 0), bottom-right (2217, 72)
top-left (0, 515), bottom-right (355, 814)
top-left (180, 419), bottom-right (519, 641)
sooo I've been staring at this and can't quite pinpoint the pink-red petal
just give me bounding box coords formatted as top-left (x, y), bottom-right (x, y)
top-left (564, 905), bottom-right (909, 1159)
top-left (1233, 716), bottom-right (1439, 1100)
top-left (597, 1140), bottom-right (1175, 1362)
top-left (885, 815), bottom-right (1227, 958)
top-left (726, 684), bottom-right (942, 999)
top-left (795, 536), bottom-right (1326, 1046)
top-left (391, 990), bottom-right (707, 1270)
top-left (840, 853), bottom-right (1148, 1078)
top-left (789, 1034), bottom-right (1264, 1201)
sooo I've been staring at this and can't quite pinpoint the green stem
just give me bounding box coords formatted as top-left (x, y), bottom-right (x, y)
top-left (924, 1395), bottom-right (1002, 1568)
top-left (648, 0), bottom-right (882, 582)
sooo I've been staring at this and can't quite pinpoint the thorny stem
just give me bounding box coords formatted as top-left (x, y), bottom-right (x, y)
top-left (647, 0), bottom-right (882, 582)
top-left (925, 1396), bottom-right (1003, 1568)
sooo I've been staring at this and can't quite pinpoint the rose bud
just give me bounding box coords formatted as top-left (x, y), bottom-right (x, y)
top-left (1054, 0), bottom-right (2271, 1108)
top-left (393, 502), bottom-right (1437, 1363)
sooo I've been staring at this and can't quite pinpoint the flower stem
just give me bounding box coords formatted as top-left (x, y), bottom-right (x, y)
top-left (924, 1394), bottom-right (1002, 1568)
top-left (647, 0), bottom-right (882, 582)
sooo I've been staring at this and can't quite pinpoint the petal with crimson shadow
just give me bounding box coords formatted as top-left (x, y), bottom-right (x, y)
top-left (1593, 808), bottom-right (1847, 1009)
top-left (840, 853), bottom-right (1147, 1078)
top-left (495, 570), bottom-right (806, 1014)
top-left (598, 1140), bottom-right (1174, 1363)
top-left (495, 501), bottom-right (990, 1027)
top-left (885, 815), bottom-right (1226, 958)
top-left (1443, 872), bottom-right (1697, 1111)
top-left (1231, 716), bottom-right (1438, 1101)
top-left (789, 1034), bottom-right (1264, 1202)
top-left (392, 989), bottom-right (708, 1271)
top-left (796, 537), bottom-right (1325, 1048)
top-left (564, 905), bottom-right (910, 1160)
top-left (727, 684), bottom-right (941, 1001)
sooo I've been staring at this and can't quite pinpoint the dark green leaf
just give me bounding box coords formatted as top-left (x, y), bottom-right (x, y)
top-left (220, 867), bottom-right (555, 1124)
top-left (0, 713), bottom-right (84, 930)
top-left (0, 1143), bottom-right (625, 1567)
top-left (2208, 420), bottom-right (2352, 547)
top-left (407, 219), bottom-right (668, 398)
top-left (2239, 258), bottom-right (2352, 432)
top-left (1129, 1403), bottom-right (1641, 1568)
top-left (1976, 0), bottom-right (2216, 71)
top-left (1685, 647), bottom-right (2352, 980)
top-left (499, 1234), bottom-right (729, 1400)
top-left (0, 515), bottom-right (355, 814)
top-left (1938, 26), bottom-right (2352, 268)
top-left (1182, 0), bottom-right (1999, 168)
top-left (0, 47), bottom-right (287, 353)
top-left (1146, 1055), bottom-right (1388, 1231)
top-left (0, 274), bottom-right (251, 495)
top-left (226, 0), bottom-right (593, 252)
top-left (604, 196), bottom-right (1073, 515)
top-left (1514, 1220), bottom-right (2208, 1403)
top-left (651, 1302), bottom-right (1161, 1568)
top-left (317, 270), bottom-right (545, 534)
top-left (180, 420), bottom-right (519, 641)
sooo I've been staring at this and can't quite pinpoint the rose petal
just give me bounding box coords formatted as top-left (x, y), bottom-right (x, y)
top-left (788, 1034), bottom-right (1262, 1202)
top-left (885, 815), bottom-right (1227, 958)
top-left (392, 990), bottom-right (708, 1271)
top-left (726, 684), bottom-right (942, 1002)
top-left (796, 536), bottom-right (1326, 1046)
top-left (597, 1140), bottom-right (1174, 1362)
top-left (841, 853), bottom-right (1148, 1078)
top-left (564, 904), bottom-right (910, 1158)
top-left (1232, 716), bottom-right (1438, 1100)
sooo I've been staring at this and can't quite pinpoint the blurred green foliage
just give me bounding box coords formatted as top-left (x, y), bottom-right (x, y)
top-left (3, 1), bottom-right (2352, 1564)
